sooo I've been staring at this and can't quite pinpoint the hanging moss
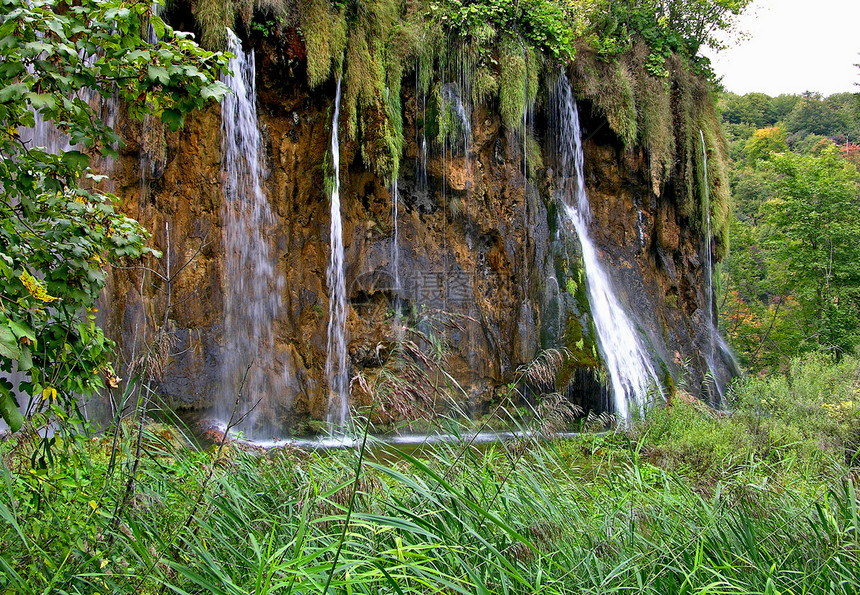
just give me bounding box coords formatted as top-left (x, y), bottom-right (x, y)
top-left (699, 101), bottom-right (731, 260)
top-left (630, 44), bottom-right (675, 197)
top-left (330, 0), bottom-right (420, 184)
top-left (194, 0), bottom-right (290, 50)
top-left (195, 0), bottom-right (233, 49)
top-left (471, 64), bottom-right (497, 107)
top-left (659, 53), bottom-right (730, 258)
top-left (498, 35), bottom-right (527, 131)
top-left (669, 54), bottom-right (700, 225)
top-left (571, 46), bottom-right (638, 147)
top-left (416, 24), bottom-right (443, 97)
top-left (525, 133), bottom-right (543, 179)
top-left (299, 0), bottom-right (347, 88)
top-left (431, 80), bottom-right (461, 147)
top-left (526, 44), bottom-right (541, 105)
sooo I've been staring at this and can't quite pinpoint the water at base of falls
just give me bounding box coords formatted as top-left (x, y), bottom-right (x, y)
top-left (219, 29), bottom-right (285, 439)
top-left (205, 419), bottom-right (588, 451)
top-left (326, 79), bottom-right (350, 434)
top-left (551, 74), bottom-right (661, 421)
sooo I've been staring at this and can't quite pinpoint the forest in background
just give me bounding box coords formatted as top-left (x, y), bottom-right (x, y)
top-left (718, 87), bottom-right (860, 371)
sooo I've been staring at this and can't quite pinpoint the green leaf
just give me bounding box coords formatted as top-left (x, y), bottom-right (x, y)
top-left (24, 92), bottom-right (57, 110)
top-left (151, 14), bottom-right (166, 39)
top-left (127, 49), bottom-right (151, 62)
top-left (0, 82), bottom-right (28, 103)
top-left (161, 108), bottom-right (183, 131)
top-left (200, 82), bottom-right (228, 101)
top-left (0, 325), bottom-right (21, 360)
top-left (8, 320), bottom-right (35, 344)
top-left (0, 389), bottom-right (23, 433)
top-left (61, 150), bottom-right (90, 170)
top-left (17, 346), bottom-right (32, 372)
top-left (148, 65), bottom-right (170, 85)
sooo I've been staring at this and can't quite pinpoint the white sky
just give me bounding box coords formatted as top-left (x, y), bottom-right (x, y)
top-left (704, 0), bottom-right (860, 97)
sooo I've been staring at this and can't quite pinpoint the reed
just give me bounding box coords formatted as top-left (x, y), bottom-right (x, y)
top-left (2, 355), bottom-right (859, 594)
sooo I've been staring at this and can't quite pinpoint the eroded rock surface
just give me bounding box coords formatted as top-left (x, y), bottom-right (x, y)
top-left (103, 40), bottom-right (732, 432)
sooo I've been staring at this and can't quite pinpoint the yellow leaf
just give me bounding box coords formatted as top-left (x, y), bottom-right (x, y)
top-left (20, 270), bottom-right (57, 303)
top-left (103, 366), bottom-right (121, 389)
top-left (42, 387), bottom-right (57, 402)
top-left (89, 500), bottom-right (98, 511)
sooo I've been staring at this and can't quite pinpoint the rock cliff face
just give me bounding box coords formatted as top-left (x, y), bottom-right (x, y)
top-left (102, 32), bottom-right (735, 433)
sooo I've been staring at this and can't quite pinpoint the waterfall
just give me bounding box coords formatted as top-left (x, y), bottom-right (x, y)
top-left (552, 74), bottom-right (660, 420)
top-left (18, 111), bottom-right (71, 155)
top-left (139, 3), bottom-right (166, 205)
top-left (18, 54), bottom-right (118, 164)
top-left (700, 130), bottom-right (723, 401)
top-left (326, 78), bottom-right (349, 432)
top-left (219, 29), bottom-right (284, 439)
top-left (441, 83), bottom-right (472, 148)
top-left (700, 131), bottom-right (714, 332)
top-left (391, 178), bottom-right (401, 296)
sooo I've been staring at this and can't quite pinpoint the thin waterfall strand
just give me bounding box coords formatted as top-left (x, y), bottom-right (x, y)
top-left (220, 29), bottom-right (284, 438)
top-left (700, 130), bottom-right (724, 401)
top-left (552, 74), bottom-right (660, 420)
top-left (391, 179), bottom-right (401, 295)
top-left (700, 130), bottom-right (714, 332)
top-left (326, 79), bottom-right (349, 431)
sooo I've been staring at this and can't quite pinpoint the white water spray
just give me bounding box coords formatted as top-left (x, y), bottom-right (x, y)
top-left (552, 74), bottom-right (660, 420)
top-left (219, 29), bottom-right (284, 438)
top-left (326, 79), bottom-right (349, 432)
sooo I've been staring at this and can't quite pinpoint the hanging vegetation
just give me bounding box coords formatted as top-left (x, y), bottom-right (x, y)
top-left (185, 0), bottom-right (742, 249)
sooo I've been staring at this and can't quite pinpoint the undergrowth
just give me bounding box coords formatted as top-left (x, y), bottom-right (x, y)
top-left (2, 354), bottom-right (860, 593)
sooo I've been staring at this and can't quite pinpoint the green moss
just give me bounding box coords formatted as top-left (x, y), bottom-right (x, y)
top-left (417, 25), bottom-right (443, 97)
top-left (195, 0), bottom-right (291, 50)
top-left (195, 0), bottom-right (232, 49)
top-left (562, 316), bottom-right (600, 371)
top-left (472, 64), bottom-right (498, 106)
top-left (498, 35), bottom-right (527, 131)
top-left (526, 44), bottom-right (541, 104)
top-left (699, 103), bottom-right (731, 260)
top-left (660, 360), bottom-right (676, 401)
top-left (660, 54), bottom-right (731, 259)
top-left (630, 44), bottom-right (675, 196)
top-left (300, 0), bottom-right (347, 88)
top-left (525, 132), bottom-right (543, 179)
top-left (198, 1), bottom-right (731, 254)
top-left (330, 0), bottom-right (416, 184)
top-left (571, 46), bottom-right (638, 146)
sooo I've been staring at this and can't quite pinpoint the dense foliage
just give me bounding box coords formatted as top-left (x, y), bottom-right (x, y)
top-left (719, 90), bottom-right (860, 370)
top-left (2, 353), bottom-right (859, 592)
top-left (0, 0), bottom-right (227, 432)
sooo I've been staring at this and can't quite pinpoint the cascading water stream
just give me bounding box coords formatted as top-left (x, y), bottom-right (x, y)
top-left (552, 74), bottom-right (660, 421)
top-left (219, 29), bottom-right (284, 439)
top-left (326, 78), bottom-right (349, 433)
top-left (700, 130), bottom-right (725, 401)
top-left (391, 179), bottom-right (401, 297)
top-left (701, 131), bottom-right (714, 333)
top-left (139, 3), bottom-right (166, 206)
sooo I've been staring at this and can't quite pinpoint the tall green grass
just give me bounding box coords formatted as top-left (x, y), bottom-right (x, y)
top-left (2, 353), bottom-right (860, 593)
